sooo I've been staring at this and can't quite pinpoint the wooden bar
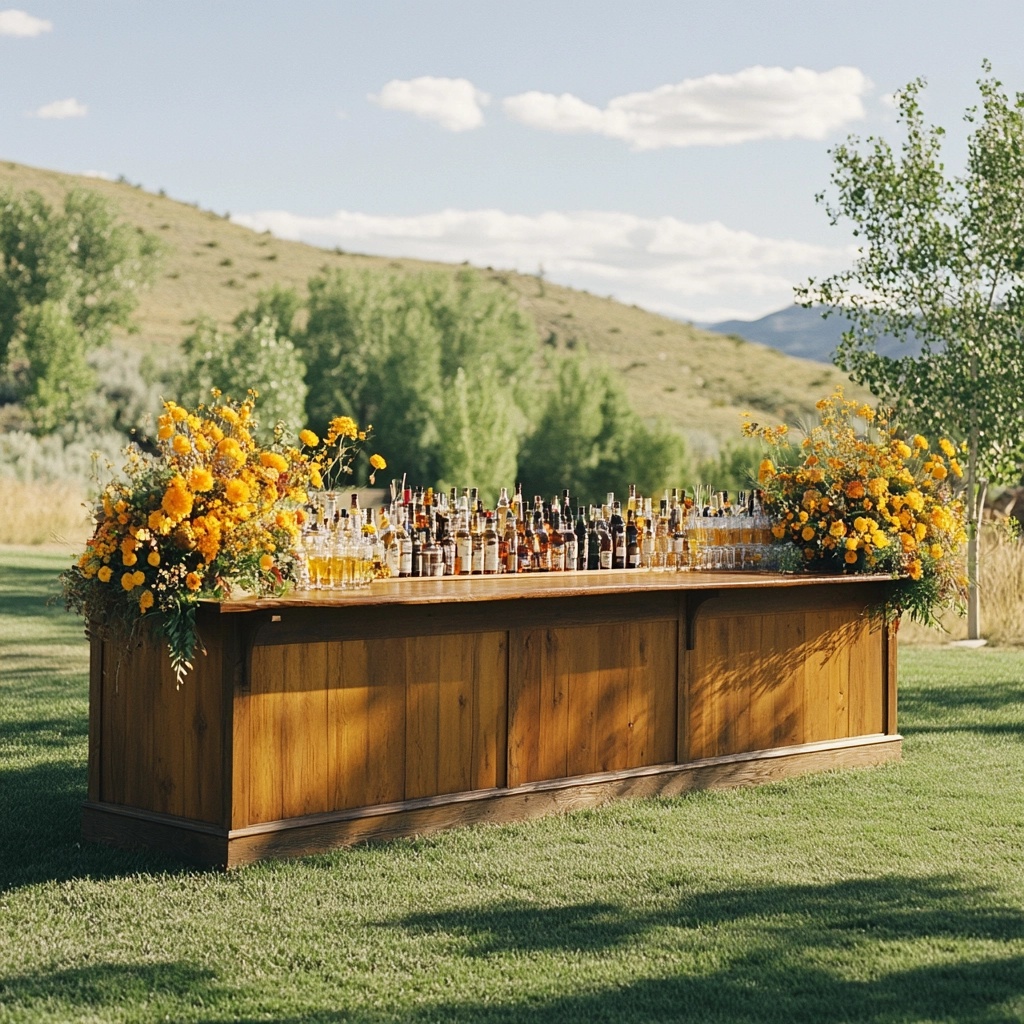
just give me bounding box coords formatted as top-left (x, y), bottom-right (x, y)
top-left (82, 570), bottom-right (901, 868)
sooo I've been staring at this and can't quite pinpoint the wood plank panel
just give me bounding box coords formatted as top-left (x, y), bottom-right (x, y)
top-left (687, 589), bottom-right (888, 762)
top-left (405, 636), bottom-right (441, 800)
top-left (436, 633), bottom-right (472, 797)
top-left (364, 636), bottom-right (407, 807)
top-left (507, 627), bottom-right (541, 787)
top-left (279, 642), bottom-right (330, 819)
top-left (327, 639), bottom-right (370, 812)
top-left (471, 631), bottom-right (507, 790)
top-left (247, 645), bottom-right (285, 824)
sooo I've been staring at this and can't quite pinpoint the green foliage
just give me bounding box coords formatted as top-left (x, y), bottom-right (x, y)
top-left (694, 441), bottom-right (762, 494)
top-left (518, 354), bottom-right (686, 503)
top-left (178, 312), bottom-right (308, 437)
top-left (18, 301), bottom-right (94, 431)
top-left (801, 66), bottom-right (1024, 491)
top-left (297, 268), bottom-right (538, 488)
top-left (0, 187), bottom-right (160, 373)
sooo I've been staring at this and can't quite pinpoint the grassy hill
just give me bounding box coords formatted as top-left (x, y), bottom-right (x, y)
top-left (0, 159), bottom-right (860, 456)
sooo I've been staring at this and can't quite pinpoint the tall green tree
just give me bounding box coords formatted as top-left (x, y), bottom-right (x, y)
top-left (518, 354), bottom-right (685, 503)
top-left (798, 64), bottom-right (1024, 639)
top-left (297, 268), bottom-right (538, 489)
top-left (0, 188), bottom-right (160, 426)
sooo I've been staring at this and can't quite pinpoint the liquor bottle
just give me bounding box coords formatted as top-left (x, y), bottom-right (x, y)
top-left (640, 498), bottom-right (655, 569)
top-left (422, 521), bottom-right (443, 577)
top-left (562, 489), bottom-right (573, 523)
top-left (654, 499), bottom-right (669, 571)
top-left (548, 508), bottom-right (566, 571)
top-left (471, 510), bottom-right (484, 574)
top-left (610, 501), bottom-right (626, 569)
top-left (587, 506), bottom-right (602, 570)
top-left (455, 510), bottom-right (472, 576)
top-left (627, 483), bottom-right (638, 514)
top-left (575, 505), bottom-right (588, 571)
top-left (598, 508), bottom-right (613, 570)
top-left (501, 513), bottom-right (519, 573)
top-left (626, 509), bottom-right (640, 569)
top-left (410, 520), bottom-right (423, 578)
top-left (519, 513), bottom-right (535, 573)
top-left (496, 487), bottom-right (510, 532)
top-left (436, 508), bottom-right (455, 575)
top-left (483, 512), bottom-right (500, 574)
top-left (532, 509), bottom-right (551, 571)
top-left (562, 508), bottom-right (578, 572)
top-left (396, 511), bottom-right (412, 578)
top-left (673, 506), bottom-right (688, 571)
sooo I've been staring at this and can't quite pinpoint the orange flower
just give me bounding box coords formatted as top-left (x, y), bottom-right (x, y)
top-left (138, 589), bottom-right (154, 613)
top-left (369, 453), bottom-right (387, 471)
top-left (225, 478), bottom-right (251, 503)
top-left (185, 572), bottom-right (202, 592)
top-left (844, 480), bottom-right (866, 500)
top-left (259, 553), bottom-right (274, 572)
top-left (299, 429), bottom-right (319, 447)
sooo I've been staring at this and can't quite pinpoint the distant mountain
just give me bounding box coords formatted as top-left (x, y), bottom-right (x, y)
top-left (705, 305), bottom-right (918, 365)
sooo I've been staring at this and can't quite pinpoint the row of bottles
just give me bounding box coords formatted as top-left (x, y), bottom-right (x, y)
top-left (299, 484), bottom-right (773, 588)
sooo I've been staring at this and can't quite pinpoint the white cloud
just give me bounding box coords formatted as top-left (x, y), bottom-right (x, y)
top-left (369, 76), bottom-right (490, 132)
top-left (0, 8), bottom-right (52, 37)
top-left (232, 207), bottom-right (853, 322)
top-left (503, 66), bottom-right (870, 149)
top-left (31, 97), bottom-right (87, 119)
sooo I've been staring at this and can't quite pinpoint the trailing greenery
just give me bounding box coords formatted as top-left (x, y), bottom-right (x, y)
top-left (4, 547), bottom-right (1024, 1022)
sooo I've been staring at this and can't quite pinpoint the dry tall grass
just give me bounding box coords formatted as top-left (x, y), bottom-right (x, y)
top-left (0, 479), bottom-right (91, 548)
top-left (899, 521), bottom-right (1024, 646)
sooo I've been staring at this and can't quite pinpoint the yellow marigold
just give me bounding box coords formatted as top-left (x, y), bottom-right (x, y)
top-left (907, 559), bottom-right (923, 580)
top-left (929, 543), bottom-right (944, 559)
top-left (157, 419), bottom-right (174, 441)
top-left (939, 438), bottom-right (956, 457)
top-left (867, 477), bottom-right (888, 497)
top-left (757, 458), bottom-right (775, 484)
top-left (260, 451), bottom-right (289, 473)
top-left (931, 463), bottom-right (948, 481)
top-left (259, 553), bottom-right (274, 572)
top-left (829, 520), bottom-right (847, 538)
top-left (912, 434), bottom-right (928, 449)
top-left (872, 531), bottom-right (889, 549)
top-left (328, 415), bottom-right (358, 441)
top-left (844, 549), bottom-right (859, 564)
top-left (161, 479), bottom-right (194, 519)
top-left (185, 572), bottom-right (202, 591)
top-left (147, 550), bottom-right (160, 567)
top-left (188, 466), bottom-right (214, 492)
top-left (806, 467), bottom-right (825, 484)
top-left (894, 440), bottom-right (912, 459)
top-left (216, 438), bottom-right (245, 465)
top-left (914, 522), bottom-right (928, 542)
top-left (148, 509), bottom-right (167, 532)
top-left (97, 565), bottom-right (113, 583)
top-left (900, 532), bottom-right (917, 551)
top-left (845, 537), bottom-right (860, 551)
top-left (853, 516), bottom-right (870, 534)
top-left (121, 572), bottom-right (137, 592)
top-left (309, 466), bottom-right (323, 489)
top-left (369, 453), bottom-right (387, 471)
top-left (801, 525), bottom-right (816, 542)
top-left (299, 429), bottom-right (319, 447)
top-left (132, 570), bottom-right (145, 586)
top-left (138, 589), bottom-right (154, 613)
top-left (122, 552), bottom-right (138, 567)
top-left (844, 480), bottom-right (866, 500)
top-left (225, 478), bottom-right (251, 503)
top-left (950, 458), bottom-right (963, 477)
top-left (903, 490), bottom-right (925, 512)
top-left (217, 406), bottom-right (239, 425)
top-left (169, 404), bottom-right (188, 423)
top-left (172, 433), bottom-right (192, 455)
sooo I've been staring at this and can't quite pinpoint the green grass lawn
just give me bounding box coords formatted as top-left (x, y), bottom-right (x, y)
top-left (2, 546), bottom-right (1023, 1023)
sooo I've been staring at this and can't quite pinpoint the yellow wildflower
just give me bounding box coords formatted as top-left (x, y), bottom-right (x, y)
top-left (369, 453), bottom-right (387, 471)
top-left (299, 429), bottom-right (319, 447)
top-left (138, 589), bottom-right (154, 613)
top-left (97, 566), bottom-right (113, 583)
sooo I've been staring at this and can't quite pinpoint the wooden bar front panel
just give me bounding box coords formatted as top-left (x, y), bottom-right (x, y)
top-left (239, 630), bottom-right (507, 826)
top-left (507, 619), bottom-right (678, 787)
top-left (683, 588), bottom-right (886, 762)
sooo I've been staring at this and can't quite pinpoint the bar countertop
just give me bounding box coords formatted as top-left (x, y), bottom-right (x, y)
top-left (214, 569), bottom-right (896, 613)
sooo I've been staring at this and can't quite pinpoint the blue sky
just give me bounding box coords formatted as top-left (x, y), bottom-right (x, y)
top-left (3, 1), bottom-right (1024, 321)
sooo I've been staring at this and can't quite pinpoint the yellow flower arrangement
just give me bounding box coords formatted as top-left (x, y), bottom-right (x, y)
top-left (743, 388), bottom-right (968, 626)
top-left (61, 391), bottom-right (383, 686)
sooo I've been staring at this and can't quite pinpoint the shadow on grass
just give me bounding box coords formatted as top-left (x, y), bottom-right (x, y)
top-left (0, 757), bottom-right (189, 893)
top-left (2, 878), bottom-right (1022, 1024)
top-left (901, 680), bottom-right (1024, 720)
